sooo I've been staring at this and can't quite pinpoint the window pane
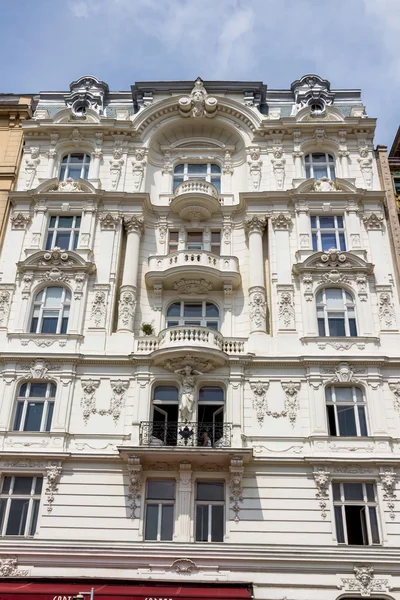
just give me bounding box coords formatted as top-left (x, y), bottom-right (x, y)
top-left (328, 317), bottom-right (346, 337)
top-left (6, 499), bottom-right (29, 535)
top-left (1, 477), bottom-right (11, 494)
top-left (29, 499), bottom-right (40, 536)
top-left (161, 504), bottom-right (174, 540)
top-left (337, 405), bottom-right (357, 436)
top-left (358, 406), bottom-right (368, 436)
top-left (187, 232), bottom-right (203, 243)
top-left (30, 317), bottom-right (38, 333)
top-left (325, 289), bottom-right (344, 308)
top-left (41, 318), bottom-right (58, 334)
top-left (173, 177), bottom-right (184, 189)
top-left (319, 217), bottom-right (335, 228)
top-left (144, 504), bottom-right (158, 540)
top-left (345, 505), bottom-right (366, 545)
top-left (211, 165), bottom-right (221, 173)
top-left (312, 153), bottom-right (327, 163)
top-left (154, 387), bottom-right (179, 402)
top-left (321, 233), bottom-right (337, 250)
top-left (13, 402), bottom-right (24, 431)
top-left (197, 482), bottom-right (224, 501)
top-left (314, 166), bottom-right (328, 180)
top-left (45, 233), bottom-right (53, 250)
top-left (13, 477), bottom-right (33, 494)
top-left (68, 166), bottom-right (82, 181)
top-left (336, 216), bottom-right (344, 227)
top-left (55, 232), bottom-right (70, 249)
top-left (58, 217), bottom-right (73, 228)
top-left (312, 233), bottom-right (318, 251)
top-left (343, 483), bottom-right (363, 501)
top-left (369, 507), bottom-right (380, 543)
top-left (188, 164), bottom-right (207, 174)
top-left (334, 506), bottom-right (345, 543)
top-left (59, 166), bottom-right (67, 181)
top-left (349, 319), bottom-right (357, 337)
top-left (327, 404), bottom-right (337, 436)
top-left (318, 319), bottom-right (326, 336)
top-left (199, 387), bottom-right (224, 402)
top-left (196, 504), bottom-right (209, 541)
top-left (305, 165), bottom-right (311, 178)
top-left (310, 216), bottom-right (317, 227)
top-left (211, 504), bottom-right (224, 542)
top-left (334, 387), bottom-right (353, 402)
top-left (45, 402), bottom-right (54, 432)
top-left (183, 303), bottom-right (202, 317)
top-left (49, 216), bottom-right (57, 228)
top-left (24, 403), bottom-right (44, 431)
top-left (211, 177), bottom-right (221, 192)
top-left (167, 302), bottom-right (181, 317)
top-left (147, 480), bottom-right (175, 500)
top-left (0, 498), bottom-right (6, 533)
top-left (29, 383), bottom-right (47, 397)
top-left (211, 232), bottom-right (220, 243)
top-left (205, 302), bottom-right (219, 317)
top-left (44, 287), bottom-right (62, 307)
top-left (332, 483), bottom-right (341, 501)
top-left (174, 164), bottom-right (184, 174)
top-left (60, 317), bottom-right (69, 334)
top-left (35, 478), bottom-right (43, 494)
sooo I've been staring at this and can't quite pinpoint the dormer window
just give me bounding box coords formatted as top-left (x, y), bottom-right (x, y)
top-left (173, 163), bottom-right (221, 193)
top-left (59, 153), bottom-right (90, 181)
top-left (305, 153), bottom-right (335, 180)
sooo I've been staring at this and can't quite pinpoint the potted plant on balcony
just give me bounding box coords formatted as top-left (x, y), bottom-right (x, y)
top-left (141, 322), bottom-right (154, 336)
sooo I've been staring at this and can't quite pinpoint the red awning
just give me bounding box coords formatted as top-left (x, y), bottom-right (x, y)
top-left (0, 582), bottom-right (252, 600)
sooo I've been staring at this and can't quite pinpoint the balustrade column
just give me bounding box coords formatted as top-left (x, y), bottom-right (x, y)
top-left (117, 215), bottom-right (144, 332)
top-left (245, 215), bottom-right (267, 334)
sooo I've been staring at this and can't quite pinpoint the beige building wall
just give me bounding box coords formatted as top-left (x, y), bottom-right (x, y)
top-left (0, 95), bottom-right (33, 247)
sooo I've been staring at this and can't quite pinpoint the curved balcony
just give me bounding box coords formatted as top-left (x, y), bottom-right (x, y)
top-left (145, 250), bottom-right (241, 290)
top-left (170, 180), bottom-right (221, 221)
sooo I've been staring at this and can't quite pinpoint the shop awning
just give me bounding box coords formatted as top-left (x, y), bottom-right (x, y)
top-left (0, 582), bottom-right (252, 600)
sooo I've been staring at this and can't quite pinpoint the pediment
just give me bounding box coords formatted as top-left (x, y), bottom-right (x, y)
top-left (294, 177), bottom-right (359, 194)
top-left (18, 248), bottom-right (96, 274)
top-left (293, 249), bottom-right (374, 275)
top-left (33, 178), bottom-right (97, 194)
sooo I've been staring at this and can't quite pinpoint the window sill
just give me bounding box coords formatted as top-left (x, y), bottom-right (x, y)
top-left (8, 332), bottom-right (83, 348)
top-left (300, 336), bottom-right (380, 350)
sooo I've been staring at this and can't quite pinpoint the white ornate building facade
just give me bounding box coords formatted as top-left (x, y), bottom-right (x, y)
top-left (0, 74), bottom-right (399, 600)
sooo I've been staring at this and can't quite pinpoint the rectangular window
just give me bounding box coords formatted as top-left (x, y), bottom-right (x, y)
top-left (211, 231), bottom-right (221, 255)
top-left (144, 480), bottom-right (175, 541)
top-left (195, 481), bottom-right (224, 542)
top-left (0, 476), bottom-right (42, 536)
top-left (311, 215), bottom-right (346, 252)
top-left (168, 230), bottom-right (179, 254)
top-left (326, 386), bottom-right (368, 437)
top-left (332, 482), bottom-right (380, 545)
top-left (45, 215), bottom-right (81, 251)
top-left (186, 231), bottom-right (203, 250)
top-left (13, 382), bottom-right (56, 433)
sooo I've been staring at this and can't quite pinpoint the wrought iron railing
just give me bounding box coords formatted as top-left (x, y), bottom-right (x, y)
top-left (139, 421), bottom-right (232, 448)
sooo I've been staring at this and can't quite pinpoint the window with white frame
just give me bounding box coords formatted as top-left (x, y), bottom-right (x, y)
top-left (305, 153), bottom-right (336, 180)
top-left (195, 481), bottom-right (224, 542)
top-left (45, 215), bottom-right (81, 251)
top-left (144, 480), bottom-right (175, 541)
top-left (168, 230), bottom-right (179, 254)
top-left (333, 482), bottom-right (380, 545)
top-left (30, 287), bottom-right (71, 335)
top-left (326, 386), bottom-right (368, 437)
top-left (13, 382), bottom-right (56, 433)
top-left (316, 288), bottom-right (357, 337)
top-left (311, 215), bottom-right (346, 251)
top-left (59, 153), bottom-right (90, 181)
top-left (0, 476), bottom-right (42, 536)
top-left (166, 301), bottom-right (219, 330)
top-left (173, 163), bottom-right (221, 192)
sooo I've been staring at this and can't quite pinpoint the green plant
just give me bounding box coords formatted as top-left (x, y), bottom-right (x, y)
top-left (141, 322), bottom-right (154, 336)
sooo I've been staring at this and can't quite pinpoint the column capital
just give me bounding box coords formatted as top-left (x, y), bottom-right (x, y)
top-left (123, 215), bottom-right (144, 235)
top-left (271, 212), bottom-right (292, 231)
top-left (245, 214), bottom-right (266, 234)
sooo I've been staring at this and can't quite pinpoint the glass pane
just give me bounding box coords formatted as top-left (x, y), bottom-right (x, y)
top-left (6, 499), bottom-right (29, 535)
top-left (167, 321), bottom-right (179, 328)
top-left (30, 317), bottom-right (38, 333)
top-left (332, 483), bottom-right (341, 501)
top-left (69, 154), bottom-right (84, 163)
top-left (174, 164), bottom-right (184, 174)
top-left (211, 177), bottom-right (221, 192)
top-left (339, 233), bottom-right (346, 251)
top-left (68, 166), bottom-right (82, 181)
top-left (336, 216), bottom-right (344, 228)
top-left (45, 233), bottom-right (53, 250)
top-left (211, 232), bottom-right (221, 243)
top-left (312, 233), bottom-right (318, 251)
top-left (330, 166), bottom-right (336, 179)
top-left (334, 387), bottom-right (353, 402)
top-left (19, 383), bottom-right (28, 397)
top-left (13, 477), bottom-right (33, 494)
top-left (24, 403), bottom-right (44, 431)
top-left (318, 318), bottom-right (326, 336)
top-left (161, 504), bottom-right (174, 540)
top-left (325, 289), bottom-right (344, 308)
top-left (205, 303), bottom-right (219, 317)
top-left (147, 480), bottom-right (175, 500)
top-left (83, 165), bottom-right (89, 179)
top-left (73, 232), bottom-right (79, 250)
top-left (314, 166), bottom-right (328, 180)
top-left (49, 216), bottom-right (57, 228)
top-left (13, 403), bottom-right (24, 431)
top-left (59, 166), bottom-right (67, 181)
top-left (29, 383), bottom-right (47, 397)
top-left (358, 406), bottom-right (368, 436)
top-left (45, 402), bottom-right (54, 432)
top-left (75, 216), bottom-right (81, 227)
top-left (29, 499), bottom-right (40, 536)
top-left (310, 216), bottom-right (317, 228)
top-left (211, 504), bottom-right (224, 542)
top-left (187, 164), bottom-right (207, 174)
top-left (328, 317), bottom-right (346, 337)
top-left (337, 405), bottom-right (357, 436)
top-left (334, 506), bottom-right (345, 543)
top-left (355, 388), bottom-right (363, 402)
top-left (199, 387), bottom-right (224, 402)
top-left (41, 318), bottom-right (58, 335)
top-left (60, 317), bottom-right (69, 334)
top-left (154, 386), bottom-right (179, 402)
top-left (366, 483), bottom-right (375, 502)
top-left (206, 321), bottom-right (218, 330)
top-left (321, 233), bottom-right (337, 250)
top-left (305, 165), bottom-right (311, 178)
top-left (319, 217), bottom-right (335, 228)
top-left (211, 164), bottom-right (221, 173)
top-left (196, 504), bottom-right (209, 541)
top-left (35, 478), bottom-right (43, 494)
top-left (167, 302), bottom-right (181, 317)
top-left (343, 482), bottom-right (364, 501)
top-left (58, 217), bottom-right (73, 228)
top-left (183, 303), bottom-right (202, 317)
top-left (197, 482), bottom-right (224, 501)
top-left (2, 477), bottom-right (12, 494)
top-left (144, 504), bottom-right (158, 540)
top-left (187, 232), bottom-right (203, 243)
top-left (55, 232), bottom-right (70, 250)
top-left (44, 287), bottom-right (62, 307)
top-left (327, 405), bottom-right (337, 436)
top-left (312, 153), bottom-right (327, 163)
top-left (369, 507), bottom-right (380, 543)
top-left (0, 498), bottom-right (6, 532)
top-left (349, 319), bottom-right (357, 337)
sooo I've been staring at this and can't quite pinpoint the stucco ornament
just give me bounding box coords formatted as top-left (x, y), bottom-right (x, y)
top-left (24, 147), bottom-right (40, 190)
top-left (249, 287), bottom-right (267, 331)
top-left (10, 212), bottom-right (31, 230)
top-left (313, 468), bottom-right (330, 519)
top-left (281, 381), bottom-right (301, 426)
top-left (340, 565), bottom-right (391, 597)
top-left (108, 379), bottom-right (130, 423)
top-left (54, 178), bottom-right (84, 192)
top-left (178, 78), bottom-right (218, 118)
top-left (127, 455), bottom-right (142, 519)
top-left (27, 359), bottom-right (51, 380)
top-left (99, 213), bottom-right (119, 230)
top-left (0, 557), bottom-right (29, 577)
top-left (271, 146), bottom-right (285, 189)
top-left (132, 148), bottom-right (146, 191)
top-left (118, 290), bottom-right (136, 329)
top-left (110, 142), bottom-right (124, 189)
top-left (363, 212), bottom-right (384, 230)
top-left (358, 147), bottom-right (373, 189)
top-left (46, 464), bottom-right (62, 512)
top-left (250, 381), bottom-right (270, 424)
top-left (170, 558), bottom-right (198, 574)
top-left (173, 278), bottom-right (212, 295)
top-left (91, 291), bottom-right (107, 327)
top-left (247, 147), bottom-right (262, 191)
top-left (380, 468), bottom-right (397, 520)
top-left (313, 177), bottom-right (336, 192)
top-left (378, 292), bottom-right (397, 329)
top-left (278, 291), bottom-right (295, 329)
top-left (175, 365), bottom-right (202, 422)
top-left (229, 456), bottom-right (244, 523)
top-left (389, 381), bottom-right (400, 413)
top-left (0, 291), bottom-right (11, 325)
top-left (80, 379), bottom-right (100, 423)
top-left (271, 213), bottom-right (292, 230)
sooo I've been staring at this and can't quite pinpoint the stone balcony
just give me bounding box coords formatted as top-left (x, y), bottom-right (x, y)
top-left (139, 421), bottom-right (232, 448)
top-left (135, 325), bottom-right (247, 365)
top-left (145, 250), bottom-right (241, 289)
top-left (170, 180), bottom-right (222, 221)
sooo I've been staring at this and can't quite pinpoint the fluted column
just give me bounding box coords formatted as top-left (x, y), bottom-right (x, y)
top-left (117, 215), bottom-right (144, 332)
top-left (175, 461), bottom-right (192, 542)
top-left (245, 215), bottom-right (267, 334)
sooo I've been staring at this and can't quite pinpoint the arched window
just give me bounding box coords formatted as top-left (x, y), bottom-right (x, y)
top-left (316, 288), bottom-right (357, 337)
top-left (166, 301), bottom-right (219, 330)
top-left (59, 153), bottom-right (90, 181)
top-left (305, 153), bottom-right (335, 180)
top-left (173, 163), bottom-right (221, 192)
top-left (326, 386), bottom-right (367, 437)
top-left (13, 381), bottom-right (56, 432)
top-left (30, 287), bottom-right (71, 335)
top-left (198, 386), bottom-right (225, 447)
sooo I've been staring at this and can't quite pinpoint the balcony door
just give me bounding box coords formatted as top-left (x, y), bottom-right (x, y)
top-left (151, 386), bottom-right (179, 446)
top-left (197, 386), bottom-right (224, 446)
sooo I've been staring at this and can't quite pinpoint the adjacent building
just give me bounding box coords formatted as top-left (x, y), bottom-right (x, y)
top-left (0, 75), bottom-right (399, 600)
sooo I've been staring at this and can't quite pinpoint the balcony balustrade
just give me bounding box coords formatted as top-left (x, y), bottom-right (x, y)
top-left (139, 421), bottom-right (232, 448)
top-left (173, 180), bottom-right (219, 200)
top-left (135, 328), bottom-right (247, 356)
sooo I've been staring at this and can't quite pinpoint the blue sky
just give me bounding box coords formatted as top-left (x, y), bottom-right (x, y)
top-left (1, 0), bottom-right (399, 146)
